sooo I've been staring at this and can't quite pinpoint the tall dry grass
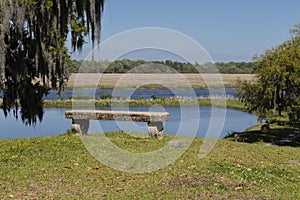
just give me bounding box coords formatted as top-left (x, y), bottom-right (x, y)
top-left (67, 73), bottom-right (255, 89)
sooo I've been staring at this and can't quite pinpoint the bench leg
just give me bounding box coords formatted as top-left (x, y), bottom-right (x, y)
top-left (72, 119), bottom-right (90, 134)
top-left (147, 122), bottom-right (164, 137)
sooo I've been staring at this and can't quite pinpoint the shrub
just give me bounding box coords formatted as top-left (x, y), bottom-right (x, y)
top-left (151, 94), bottom-right (158, 100)
top-left (99, 92), bottom-right (112, 99)
top-left (70, 94), bottom-right (94, 100)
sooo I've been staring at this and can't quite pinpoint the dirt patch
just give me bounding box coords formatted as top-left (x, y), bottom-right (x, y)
top-left (168, 174), bottom-right (262, 200)
top-left (186, 193), bottom-right (270, 200)
top-left (168, 174), bottom-right (213, 188)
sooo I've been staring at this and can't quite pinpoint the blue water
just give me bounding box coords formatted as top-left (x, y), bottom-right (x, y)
top-left (0, 106), bottom-right (257, 140)
top-left (45, 89), bottom-right (237, 100)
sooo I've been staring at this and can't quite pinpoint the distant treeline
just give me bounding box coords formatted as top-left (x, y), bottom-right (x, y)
top-left (68, 59), bottom-right (254, 74)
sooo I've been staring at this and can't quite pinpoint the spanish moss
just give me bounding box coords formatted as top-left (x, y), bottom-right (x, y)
top-left (0, 0), bottom-right (105, 125)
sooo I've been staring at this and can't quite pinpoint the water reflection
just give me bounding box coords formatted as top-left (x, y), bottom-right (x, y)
top-left (0, 107), bottom-right (257, 140)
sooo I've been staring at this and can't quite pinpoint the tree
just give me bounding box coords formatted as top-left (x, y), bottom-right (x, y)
top-left (290, 23), bottom-right (300, 37)
top-left (0, 0), bottom-right (105, 124)
top-left (238, 35), bottom-right (300, 122)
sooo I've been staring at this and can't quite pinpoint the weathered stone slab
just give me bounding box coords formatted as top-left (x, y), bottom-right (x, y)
top-left (148, 121), bottom-right (164, 136)
top-left (65, 110), bottom-right (169, 136)
top-left (65, 110), bottom-right (169, 122)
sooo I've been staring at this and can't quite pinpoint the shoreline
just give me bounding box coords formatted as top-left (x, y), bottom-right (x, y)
top-left (0, 98), bottom-right (245, 111)
top-left (43, 98), bottom-right (245, 111)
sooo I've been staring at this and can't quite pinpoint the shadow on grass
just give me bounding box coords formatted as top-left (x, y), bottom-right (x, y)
top-left (225, 127), bottom-right (300, 147)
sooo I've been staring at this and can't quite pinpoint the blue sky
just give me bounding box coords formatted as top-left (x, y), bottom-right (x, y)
top-left (70, 0), bottom-right (300, 62)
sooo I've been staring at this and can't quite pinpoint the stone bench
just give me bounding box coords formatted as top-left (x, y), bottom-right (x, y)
top-left (65, 110), bottom-right (169, 136)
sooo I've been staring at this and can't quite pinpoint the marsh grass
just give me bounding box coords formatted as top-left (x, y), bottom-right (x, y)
top-left (0, 131), bottom-right (299, 199)
top-left (66, 73), bottom-right (255, 90)
top-left (43, 98), bottom-right (245, 111)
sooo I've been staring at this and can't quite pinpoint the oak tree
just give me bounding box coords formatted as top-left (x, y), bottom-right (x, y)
top-left (0, 0), bottom-right (104, 124)
top-left (238, 31), bottom-right (300, 121)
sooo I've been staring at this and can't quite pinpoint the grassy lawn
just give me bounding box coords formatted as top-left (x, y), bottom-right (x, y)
top-left (0, 131), bottom-right (299, 199)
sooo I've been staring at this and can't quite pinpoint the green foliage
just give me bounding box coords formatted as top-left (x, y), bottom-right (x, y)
top-left (150, 94), bottom-right (158, 100)
top-left (238, 35), bottom-right (300, 122)
top-left (216, 62), bottom-right (254, 74)
top-left (99, 92), bottom-right (112, 100)
top-left (67, 59), bottom-right (254, 74)
top-left (290, 23), bottom-right (300, 37)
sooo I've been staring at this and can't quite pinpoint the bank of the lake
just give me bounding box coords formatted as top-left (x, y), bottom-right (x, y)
top-left (43, 99), bottom-right (245, 111)
top-left (0, 132), bottom-right (299, 199)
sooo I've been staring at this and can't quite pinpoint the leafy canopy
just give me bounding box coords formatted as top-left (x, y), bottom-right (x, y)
top-left (238, 25), bottom-right (300, 121)
top-left (0, 0), bottom-right (104, 124)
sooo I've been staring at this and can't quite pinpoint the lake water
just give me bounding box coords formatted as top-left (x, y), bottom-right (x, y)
top-left (0, 106), bottom-right (257, 140)
top-left (45, 89), bottom-right (237, 100)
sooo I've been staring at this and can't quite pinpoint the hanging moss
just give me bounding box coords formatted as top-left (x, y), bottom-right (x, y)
top-left (0, 0), bottom-right (105, 125)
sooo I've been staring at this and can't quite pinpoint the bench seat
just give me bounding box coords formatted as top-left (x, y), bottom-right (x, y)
top-left (65, 110), bottom-right (169, 136)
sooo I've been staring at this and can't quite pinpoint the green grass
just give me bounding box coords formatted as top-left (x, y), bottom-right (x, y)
top-left (43, 98), bottom-right (245, 110)
top-left (0, 131), bottom-right (299, 199)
